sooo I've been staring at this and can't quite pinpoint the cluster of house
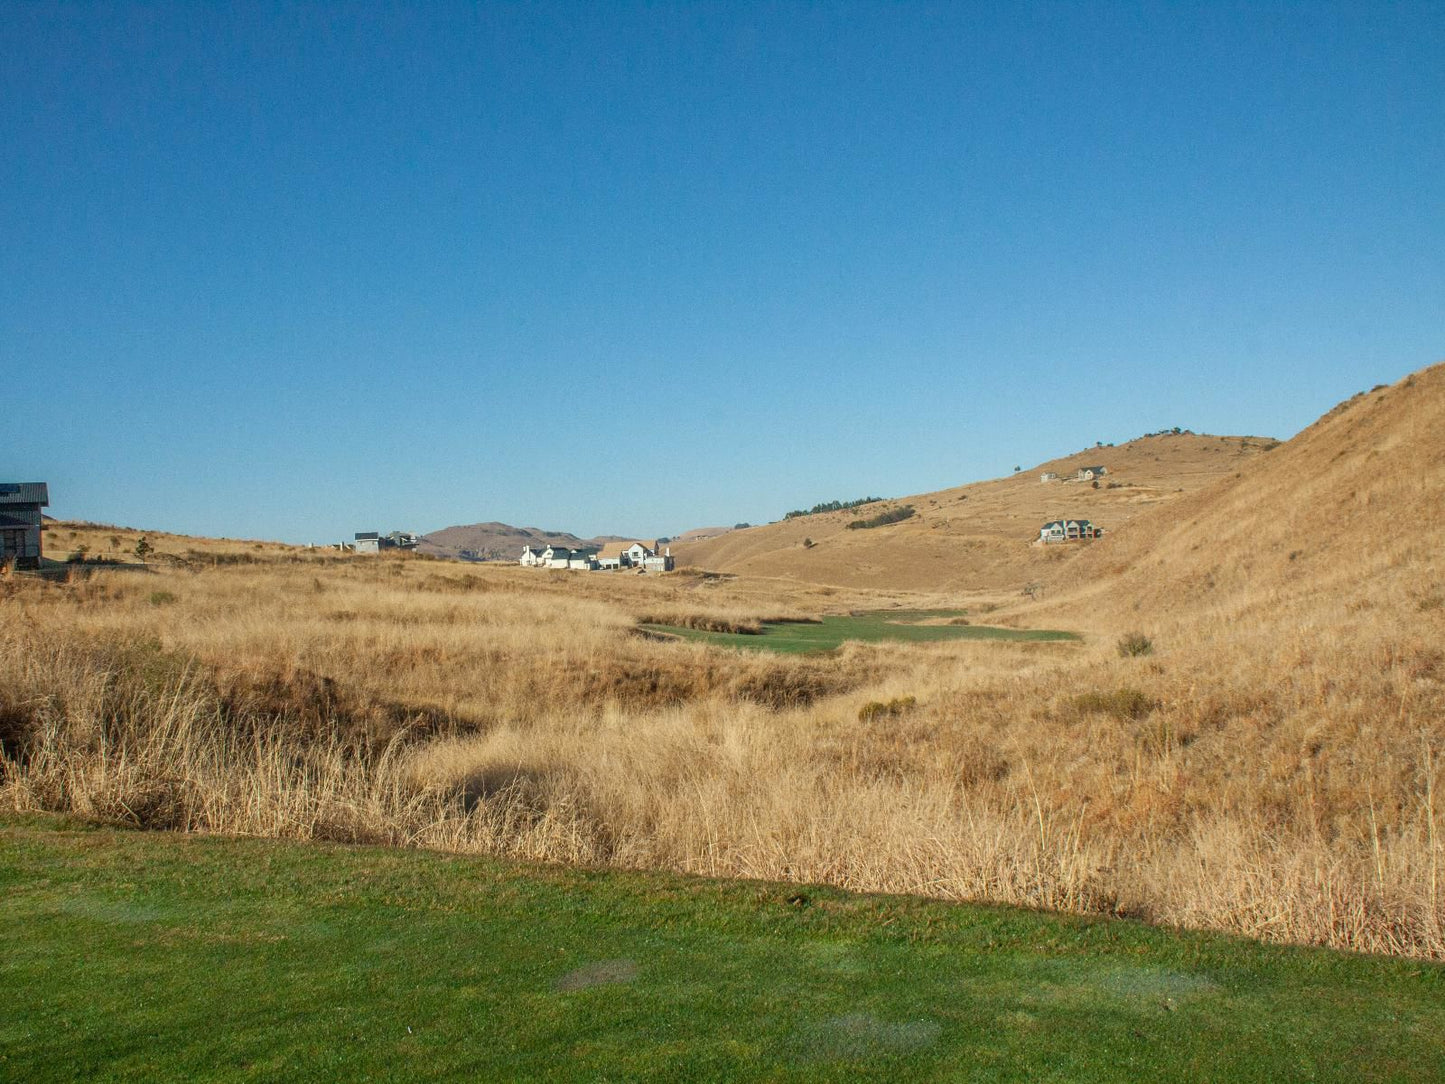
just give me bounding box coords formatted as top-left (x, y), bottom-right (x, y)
top-left (520, 540), bottom-right (675, 573)
top-left (1, 482), bottom-right (48, 570)
top-left (340, 531), bottom-right (419, 554)
top-left (1039, 465), bottom-right (1108, 483)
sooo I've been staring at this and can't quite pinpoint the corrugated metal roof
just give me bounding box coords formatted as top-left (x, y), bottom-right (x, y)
top-left (0, 483), bottom-right (48, 506)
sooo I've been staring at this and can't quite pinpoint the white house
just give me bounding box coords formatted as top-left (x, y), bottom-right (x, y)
top-left (1075, 465), bottom-right (1109, 482)
top-left (519, 545), bottom-right (542, 567)
top-left (1039, 519), bottom-right (1102, 543)
top-left (642, 549), bottom-right (675, 573)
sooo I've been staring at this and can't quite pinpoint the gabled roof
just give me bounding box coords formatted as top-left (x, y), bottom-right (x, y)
top-left (0, 483), bottom-right (48, 506)
top-left (596, 542), bottom-right (629, 560)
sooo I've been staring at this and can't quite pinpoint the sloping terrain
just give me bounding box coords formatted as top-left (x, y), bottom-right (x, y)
top-left (418, 521), bottom-right (628, 561)
top-left (1039, 363), bottom-right (1445, 628)
top-left (674, 433), bottom-right (1276, 591)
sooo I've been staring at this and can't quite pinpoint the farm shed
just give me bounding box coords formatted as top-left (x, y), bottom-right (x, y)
top-left (0, 482), bottom-right (48, 570)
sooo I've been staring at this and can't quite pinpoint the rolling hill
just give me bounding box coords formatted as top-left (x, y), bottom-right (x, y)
top-left (1042, 362), bottom-right (1445, 627)
top-left (673, 432), bottom-right (1278, 591)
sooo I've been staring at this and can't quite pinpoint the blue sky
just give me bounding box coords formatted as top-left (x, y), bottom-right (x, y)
top-left (4, 2), bottom-right (1441, 542)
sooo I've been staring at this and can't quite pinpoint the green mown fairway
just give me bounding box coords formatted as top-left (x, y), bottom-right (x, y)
top-left (2, 815), bottom-right (1442, 1082)
top-left (644, 611), bottom-right (1080, 654)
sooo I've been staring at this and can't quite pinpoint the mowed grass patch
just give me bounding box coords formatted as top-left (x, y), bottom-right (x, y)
top-left (4, 815), bottom-right (1442, 1083)
top-left (643, 610), bottom-right (1079, 654)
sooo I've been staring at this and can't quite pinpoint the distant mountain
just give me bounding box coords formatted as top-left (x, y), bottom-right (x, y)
top-left (418, 522), bottom-right (631, 562)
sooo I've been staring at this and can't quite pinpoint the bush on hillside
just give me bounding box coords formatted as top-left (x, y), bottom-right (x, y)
top-left (1117, 632), bottom-right (1154, 657)
top-left (846, 505), bottom-right (916, 530)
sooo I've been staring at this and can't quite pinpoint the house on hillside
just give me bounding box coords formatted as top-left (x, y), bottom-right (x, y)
top-left (642, 549), bottom-right (675, 573)
top-left (1039, 519), bottom-right (1103, 543)
top-left (1075, 465), bottom-right (1109, 481)
top-left (519, 538), bottom-right (672, 573)
top-left (593, 540), bottom-right (673, 571)
top-left (541, 545), bottom-right (573, 569)
top-left (595, 541), bottom-right (628, 569)
top-left (623, 541), bottom-right (656, 566)
top-left (0, 482), bottom-right (48, 570)
top-left (1040, 472), bottom-right (1058, 483)
top-left (355, 530), bottom-right (419, 555)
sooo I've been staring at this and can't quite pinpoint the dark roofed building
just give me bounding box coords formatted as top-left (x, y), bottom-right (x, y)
top-left (1, 483), bottom-right (49, 570)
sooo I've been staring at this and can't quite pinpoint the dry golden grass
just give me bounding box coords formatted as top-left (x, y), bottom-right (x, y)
top-left (674, 432), bottom-right (1274, 591)
top-left (3, 363), bottom-right (1443, 960)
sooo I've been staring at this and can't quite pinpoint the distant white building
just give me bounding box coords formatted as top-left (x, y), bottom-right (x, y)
top-left (592, 540), bottom-right (674, 572)
top-left (1039, 519), bottom-right (1103, 543)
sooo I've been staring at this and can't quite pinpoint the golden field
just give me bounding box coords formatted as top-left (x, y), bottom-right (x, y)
top-left (2, 364), bottom-right (1442, 959)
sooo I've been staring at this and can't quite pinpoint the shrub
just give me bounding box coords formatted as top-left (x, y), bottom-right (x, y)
top-left (148, 591), bottom-right (178, 607)
top-left (1069, 687), bottom-right (1158, 721)
top-left (858, 695), bottom-right (917, 723)
top-left (1117, 632), bottom-right (1154, 657)
top-left (846, 505), bottom-right (915, 530)
top-left (783, 497), bottom-right (884, 520)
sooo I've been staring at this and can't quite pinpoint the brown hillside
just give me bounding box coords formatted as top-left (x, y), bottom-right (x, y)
top-left (1041, 362), bottom-right (1445, 629)
top-left (674, 433), bottom-right (1275, 591)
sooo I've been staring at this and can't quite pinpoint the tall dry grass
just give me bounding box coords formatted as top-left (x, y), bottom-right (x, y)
top-left (3, 540), bottom-right (1442, 959)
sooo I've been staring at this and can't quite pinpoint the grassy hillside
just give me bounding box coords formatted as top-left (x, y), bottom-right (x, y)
top-left (674, 433), bottom-right (1275, 591)
top-left (5, 814), bottom-right (1443, 1083)
top-left (1048, 364), bottom-right (1445, 625)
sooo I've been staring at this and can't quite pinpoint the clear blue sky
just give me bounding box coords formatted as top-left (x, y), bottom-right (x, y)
top-left (4, 2), bottom-right (1441, 542)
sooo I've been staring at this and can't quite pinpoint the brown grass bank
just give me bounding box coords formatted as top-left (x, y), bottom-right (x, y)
top-left (2, 531), bottom-right (1442, 958)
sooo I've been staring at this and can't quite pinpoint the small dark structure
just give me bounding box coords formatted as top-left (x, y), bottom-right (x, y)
top-left (0, 482), bottom-right (49, 570)
top-left (353, 530), bottom-right (419, 555)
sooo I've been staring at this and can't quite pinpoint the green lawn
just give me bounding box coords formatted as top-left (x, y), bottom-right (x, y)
top-left (643, 610), bottom-right (1080, 654)
top-left (3, 815), bottom-right (1442, 1081)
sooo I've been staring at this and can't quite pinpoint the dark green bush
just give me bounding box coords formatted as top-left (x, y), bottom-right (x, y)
top-left (847, 505), bottom-right (916, 530)
top-left (1117, 632), bottom-right (1154, 657)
